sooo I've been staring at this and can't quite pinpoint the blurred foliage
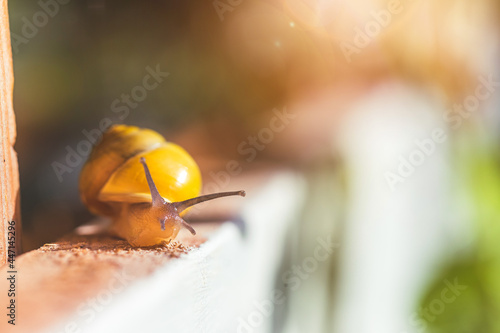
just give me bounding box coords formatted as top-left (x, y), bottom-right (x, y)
top-left (419, 132), bottom-right (500, 333)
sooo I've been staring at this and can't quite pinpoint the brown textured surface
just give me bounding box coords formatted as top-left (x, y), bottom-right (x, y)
top-left (0, 0), bottom-right (21, 266)
top-left (0, 222), bottom-right (219, 333)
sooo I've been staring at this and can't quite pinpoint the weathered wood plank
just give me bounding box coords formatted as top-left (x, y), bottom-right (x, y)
top-left (0, 0), bottom-right (21, 267)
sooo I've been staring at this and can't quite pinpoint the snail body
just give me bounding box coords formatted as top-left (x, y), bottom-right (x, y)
top-left (79, 124), bottom-right (245, 246)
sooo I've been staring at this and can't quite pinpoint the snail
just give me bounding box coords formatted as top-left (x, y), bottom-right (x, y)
top-left (79, 124), bottom-right (245, 247)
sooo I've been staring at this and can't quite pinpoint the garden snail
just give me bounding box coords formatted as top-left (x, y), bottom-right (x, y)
top-left (79, 124), bottom-right (245, 247)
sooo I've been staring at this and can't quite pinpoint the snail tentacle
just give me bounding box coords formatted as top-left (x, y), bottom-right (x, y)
top-left (175, 216), bottom-right (196, 235)
top-left (173, 191), bottom-right (246, 213)
top-left (140, 157), bottom-right (165, 207)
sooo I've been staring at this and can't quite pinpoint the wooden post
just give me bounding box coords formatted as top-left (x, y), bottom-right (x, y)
top-left (0, 0), bottom-right (21, 266)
